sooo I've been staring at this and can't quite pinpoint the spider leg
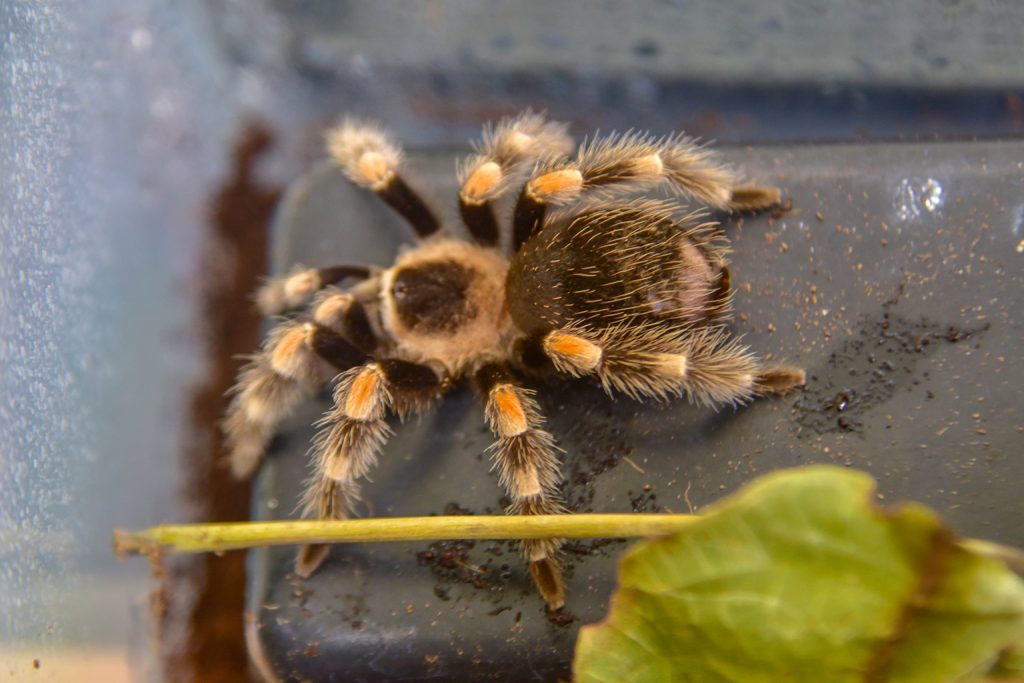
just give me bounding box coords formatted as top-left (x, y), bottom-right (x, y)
top-left (224, 291), bottom-right (380, 479)
top-left (474, 363), bottom-right (566, 610)
top-left (457, 111), bottom-right (573, 247)
top-left (533, 324), bottom-right (804, 405)
top-left (326, 119), bottom-right (441, 239)
top-left (307, 288), bottom-right (381, 355)
top-left (297, 359), bottom-right (445, 578)
top-left (256, 264), bottom-right (373, 315)
top-left (512, 131), bottom-right (742, 250)
top-left (727, 184), bottom-right (783, 212)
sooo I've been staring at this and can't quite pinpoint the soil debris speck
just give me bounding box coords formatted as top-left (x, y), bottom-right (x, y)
top-left (795, 312), bottom-right (988, 436)
top-left (546, 609), bottom-right (576, 628)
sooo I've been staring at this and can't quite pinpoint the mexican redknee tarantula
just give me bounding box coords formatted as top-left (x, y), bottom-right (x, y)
top-left (224, 112), bottom-right (804, 610)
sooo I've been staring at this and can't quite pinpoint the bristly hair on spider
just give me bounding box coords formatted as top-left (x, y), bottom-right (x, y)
top-left (223, 111), bottom-right (805, 611)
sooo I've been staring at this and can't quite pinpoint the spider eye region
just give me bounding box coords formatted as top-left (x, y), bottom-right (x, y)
top-left (389, 260), bottom-right (476, 333)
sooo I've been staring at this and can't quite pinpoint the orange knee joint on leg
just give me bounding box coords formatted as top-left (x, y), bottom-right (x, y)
top-left (490, 384), bottom-right (529, 437)
top-left (527, 168), bottom-right (583, 201)
top-left (544, 331), bottom-right (603, 374)
top-left (461, 161), bottom-right (503, 203)
top-left (270, 325), bottom-right (315, 380)
top-left (344, 365), bottom-right (387, 421)
top-left (325, 121), bottom-right (401, 190)
top-left (356, 151), bottom-right (395, 191)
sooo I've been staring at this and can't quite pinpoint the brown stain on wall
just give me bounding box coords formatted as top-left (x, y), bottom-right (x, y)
top-left (160, 124), bottom-right (281, 682)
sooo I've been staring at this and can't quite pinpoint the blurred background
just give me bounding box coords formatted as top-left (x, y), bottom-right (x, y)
top-left (1, 1), bottom-right (1022, 680)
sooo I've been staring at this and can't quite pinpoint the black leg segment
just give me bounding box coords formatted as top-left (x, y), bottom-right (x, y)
top-left (512, 191), bottom-right (547, 252)
top-left (377, 175), bottom-right (441, 239)
top-left (308, 325), bottom-right (368, 371)
top-left (459, 199), bottom-right (500, 247)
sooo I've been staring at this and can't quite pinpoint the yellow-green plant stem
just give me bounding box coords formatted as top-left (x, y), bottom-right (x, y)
top-left (113, 515), bottom-right (1024, 572)
top-left (113, 514), bottom-right (697, 556)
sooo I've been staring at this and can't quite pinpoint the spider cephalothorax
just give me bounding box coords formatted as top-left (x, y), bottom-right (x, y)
top-left (380, 239), bottom-right (512, 369)
top-left (224, 112), bottom-right (804, 610)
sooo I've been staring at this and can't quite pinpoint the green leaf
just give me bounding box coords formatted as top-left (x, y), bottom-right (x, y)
top-left (976, 637), bottom-right (1024, 680)
top-left (574, 466), bottom-right (1024, 683)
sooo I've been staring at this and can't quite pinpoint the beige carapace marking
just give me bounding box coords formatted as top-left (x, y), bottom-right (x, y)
top-left (284, 269), bottom-right (320, 302)
top-left (528, 168), bottom-right (584, 200)
top-left (356, 152), bottom-right (394, 191)
top-left (491, 384), bottom-right (528, 437)
top-left (462, 161), bottom-right (503, 203)
top-left (651, 352), bottom-right (688, 379)
top-left (313, 293), bottom-right (354, 329)
top-left (380, 239), bottom-right (511, 370)
top-left (345, 365), bottom-right (384, 421)
top-left (544, 331), bottom-right (602, 372)
top-left (270, 325), bottom-right (310, 379)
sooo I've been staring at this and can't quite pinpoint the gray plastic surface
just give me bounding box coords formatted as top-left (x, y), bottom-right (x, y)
top-left (247, 140), bottom-right (1024, 681)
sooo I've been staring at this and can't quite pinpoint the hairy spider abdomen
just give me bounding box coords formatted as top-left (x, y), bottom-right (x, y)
top-left (380, 238), bottom-right (512, 371)
top-left (506, 202), bottom-right (726, 335)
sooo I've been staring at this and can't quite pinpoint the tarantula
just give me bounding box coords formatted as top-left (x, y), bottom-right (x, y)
top-left (224, 112), bottom-right (804, 610)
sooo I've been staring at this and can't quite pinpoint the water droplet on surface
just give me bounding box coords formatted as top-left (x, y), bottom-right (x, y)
top-left (921, 178), bottom-right (943, 211)
top-left (893, 177), bottom-right (944, 222)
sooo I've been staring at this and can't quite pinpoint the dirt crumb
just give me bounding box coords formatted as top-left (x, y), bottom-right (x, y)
top-left (795, 312), bottom-right (988, 436)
